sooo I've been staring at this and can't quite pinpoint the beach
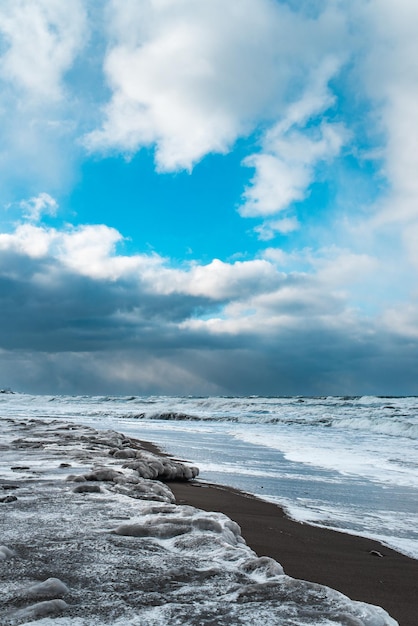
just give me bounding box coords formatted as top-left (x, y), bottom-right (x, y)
top-left (170, 480), bottom-right (418, 626)
top-left (0, 416), bottom-right (406, 625)
top-left (141, 436), bottom-right (418, 626)
top-left (2, 412), bottom-right (415, 625)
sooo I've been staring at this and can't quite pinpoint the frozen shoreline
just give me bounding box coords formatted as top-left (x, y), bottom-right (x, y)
top-left (2, 393), bottom-right (417, 563)
top-left (0, 416), bottom-right (402, 625)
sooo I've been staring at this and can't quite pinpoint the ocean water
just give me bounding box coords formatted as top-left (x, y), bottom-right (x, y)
top-left (1, 393), bottom-right (417, 560)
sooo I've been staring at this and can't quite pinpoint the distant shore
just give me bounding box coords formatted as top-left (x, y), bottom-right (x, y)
top-left (139, 440), bottom-right (417, 626)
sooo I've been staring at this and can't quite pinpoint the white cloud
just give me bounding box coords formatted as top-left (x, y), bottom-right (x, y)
top-left (0, 0), bottom-right (87, 101)
top-left (238, 55), bottom-right (347, 222)
top-left (0, 223), bottom-right (54, 258)
top-left (177, 244), bottom-right (381, 338)
top-left (0, 222), bottom-right (282, 300)
top-left (1, 3), bottom-right (418, 395)
top-left (255, 217), bottom-right (300, 241)
top-left (0, 0), bottom-right (88, 203)
top-left (19, 193), bottom-right (58, 222)
top-left (173, 258), bottom-right (281, 300)
top-left (0, 222), bottom-right (162, 281)
top-left (241, 120), bottom-right (347, 217)
top-left (85, 0), bottom-right (347, 171)
top-left (382, 303), bottom-right (418, 339)
top-left (404, 223), bottom-right (418, 266)
top-left (354, 0), bottom-right (418, 223)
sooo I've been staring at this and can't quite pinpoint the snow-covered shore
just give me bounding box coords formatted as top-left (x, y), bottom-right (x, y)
top-left (1, 417), bottom-right (397, 625)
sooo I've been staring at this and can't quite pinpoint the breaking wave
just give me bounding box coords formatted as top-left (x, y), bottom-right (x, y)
top-left (2, 394), bottom-right (418, 440)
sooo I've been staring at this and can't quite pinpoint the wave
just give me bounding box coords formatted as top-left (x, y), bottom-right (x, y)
top-left (333, 416), bottom-right (418, 439)
top-left (118, 409), bottom-right (418, 440)
top-left (2, 393), bottom-right (418, 440)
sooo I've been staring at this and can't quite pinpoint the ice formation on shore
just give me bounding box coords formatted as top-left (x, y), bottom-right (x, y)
top-left (0, 418), bottom-right (397, 625)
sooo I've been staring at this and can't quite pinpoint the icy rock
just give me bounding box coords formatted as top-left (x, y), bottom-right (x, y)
top-left (111, 448), bottom-right (138, 459)
top-left (26, 577), bottom-right (69, 598)
top-left (115, 520), bottom-right (191, 539)
top-left (115, 508), bottom-right (247, 548)
top-left (224, 519), bottom-right (242, 537)
top-left (112, 478), bottom-right (175, 503)
top-left (192, 517), bottom-right (223, 533)
top-left (12, 598), bottom-right (68, 621)
top-left (73, 484), bottom-right (101, 493)
top-left (240, 556), bottom-right (285, 578)
top-left (123, 453), bottom-right (199, 481)
top-left (122, 459), bottom-right (159, 479)
top-left (0, 545), bottom-right (14, 560)
top-left (140, 504), bottom-right (178, 515)
top-left (83, 467), bottom-right (123, 481)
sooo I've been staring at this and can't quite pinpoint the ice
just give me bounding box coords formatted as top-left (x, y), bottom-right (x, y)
top-left (26, 579), bottom-right (69, 599)
top-left (0, 546), bottom-right (15, 561)
top-left (72, 484), bottom-right (101, 494)
top-left (8, 600), bottom-right (68, 624)
top-left (0, 417), bottom-right (398, 625)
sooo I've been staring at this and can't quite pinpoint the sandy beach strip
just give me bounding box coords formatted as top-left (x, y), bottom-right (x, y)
top-left (1, 421), bottom-right (412, 625)
top-left (139, 436), bottom-right (418, 625)
top-left (169, 477), bottom-right (418, 626)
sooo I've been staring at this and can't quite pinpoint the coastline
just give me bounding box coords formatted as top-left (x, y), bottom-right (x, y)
top-left (170, 480), bottom-right (418, 626)
top-left (1, 419), bottom-right (412, 625)
top-left (139, 440), bottom-right (418, 626)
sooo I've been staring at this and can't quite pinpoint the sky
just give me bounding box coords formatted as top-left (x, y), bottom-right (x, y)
top-left (1, 0), bottom-right (418, 396)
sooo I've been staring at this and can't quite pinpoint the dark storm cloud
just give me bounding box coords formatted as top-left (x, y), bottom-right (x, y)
top-left (1, 240), bottom-right (418, 396)
top-left (0, 248), bottom-right (216, 353)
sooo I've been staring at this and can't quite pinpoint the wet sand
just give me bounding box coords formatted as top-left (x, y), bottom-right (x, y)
top-left (170, 480), bottom-right (417, 626)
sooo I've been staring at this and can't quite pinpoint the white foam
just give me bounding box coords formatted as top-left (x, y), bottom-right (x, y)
top-left (232, 424), bottom-right (418, 488)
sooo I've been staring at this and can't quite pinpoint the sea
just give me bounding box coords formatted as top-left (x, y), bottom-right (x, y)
top-left (1, 393), bottom-right (417, 560)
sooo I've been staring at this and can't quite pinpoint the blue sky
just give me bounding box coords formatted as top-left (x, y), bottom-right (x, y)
top-left (1, 0), bottom-right (418, 395)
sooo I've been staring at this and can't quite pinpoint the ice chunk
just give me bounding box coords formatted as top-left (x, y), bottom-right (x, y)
top-left (192, 516), bottom-right (223, 533)
top-left (115, 520), bottom-right (191, 539)
top-left (123, 453), bottom-right (199, 481)
top-left (73, 484), bottom-right (101, 493)
top-left (26, 577), bottom-right (69, 598)
top-left (110, 477), bottom-right (175, 503)
top-left (111, 448), bottom-right (138, 459)
top-left (11, 599), bottom-right (68, 621)
top-left (83, 467), bottom-right (123, 481)
top-left (240, 556), bottom-right (284, 578)
top-left (0, 545), bottom-right (14, 560)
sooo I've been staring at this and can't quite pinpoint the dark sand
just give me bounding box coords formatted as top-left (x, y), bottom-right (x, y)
top-left (140, 438), bottom-right (417, 625)
top-left (170, 480), bottom-right (417, 626)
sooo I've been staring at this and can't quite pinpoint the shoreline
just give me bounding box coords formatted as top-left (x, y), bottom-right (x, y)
top-left (139, 439), bottom-right (418, 626)
top-left (1, 419), bottom-right (413, 625)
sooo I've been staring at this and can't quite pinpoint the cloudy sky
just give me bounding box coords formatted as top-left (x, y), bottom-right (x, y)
top-left (1, 0), bottom-right (418, 396)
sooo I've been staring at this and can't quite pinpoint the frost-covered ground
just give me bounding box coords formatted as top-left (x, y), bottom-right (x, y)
top-left (0, 418), bottom-right (397, 625)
